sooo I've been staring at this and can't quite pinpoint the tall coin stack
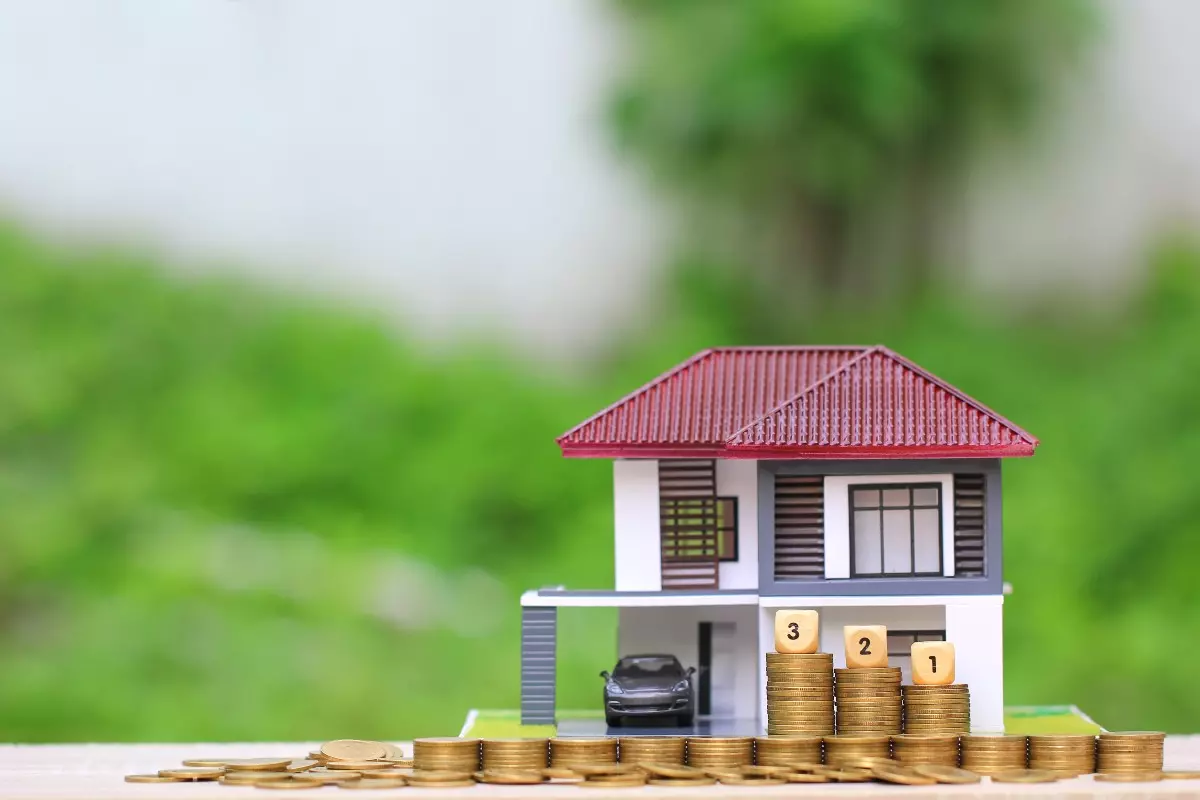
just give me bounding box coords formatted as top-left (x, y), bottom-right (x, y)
top-left (1096, 732), bottom-right (1165, 775)
top-left (480, 739), bottom-right (548, 771)
top-left (412, 738), bottom-right (481, 773)
top-left (617, 737), bottom-right (685, 766)
top-left (765, 652), bottom-right (835, 735)
top-left (823, 734), bottom-right (891, 767)
top-left (891, 733), bottom-right (960, 766)
top-left (835, 667), bottom-right (902, 734)
top-left (753, 735), bottom-right (823, 767)
top-left (549, 738), bottom-right (617, 769)
top-left (960, 734), bottom-right (1028, 775)
top-left (685, 737), bottom-right (754, 769)
top-left (1028, 734), bottom-right (1096, 776)
top-left (901, 684), bottom-right (971, 733)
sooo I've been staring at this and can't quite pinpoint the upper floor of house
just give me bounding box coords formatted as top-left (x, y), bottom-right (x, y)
top-left (557, 346), bottom-right (1038, 598)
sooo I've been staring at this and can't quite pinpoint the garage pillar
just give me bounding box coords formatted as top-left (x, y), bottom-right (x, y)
top-left (520, 606), bottom-right (557, 725)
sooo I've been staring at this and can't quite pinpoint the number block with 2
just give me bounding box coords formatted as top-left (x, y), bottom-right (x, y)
top-left (843, 625), bottom-right (888, 668)
top-left (773, 609), bottom-right (819, 654)
top-left (911, 641), bottom-right (955, 685)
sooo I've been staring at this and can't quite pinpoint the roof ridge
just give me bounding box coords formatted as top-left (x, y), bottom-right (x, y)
top-left (555, 348), bottom-right (717, 444)
top-left (724, 345), bottom-right (881, 444)
top-left (874, 347), bottom-right (1039, 446)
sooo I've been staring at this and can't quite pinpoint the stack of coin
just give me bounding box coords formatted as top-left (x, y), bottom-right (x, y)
top-left (548, 737), bottom-right (617, 769)
top-left (753, 735), bottom-right (823, 767)
top-left (685, 737), bottom-right (754, 769)
top-left (960, 734), bottom-right (1028, 775)
top-left (836, 667), bottom-right (902, 735)
top-left (412, 738), bottom-right (480, 773)
top-left (480, 738), bottom-right (548, 771)
top-left (765, 652), bottom-right (835, 735)
top-left (823, 734), bottom-right (891, 767)
top-left (902, 684), bottom-right (971, 733)
top-left (617, 736), bottom-right (685, 766)
top-left (892, 734), bottom-right (960, 766)
top-left (1028, 734), bottom-right (1097, 776)
top-left (1096, 732), bottom-right (1165, 775)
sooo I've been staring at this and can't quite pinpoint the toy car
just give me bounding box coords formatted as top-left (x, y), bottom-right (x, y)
top-left (600, 654), bottom-right (696, 727)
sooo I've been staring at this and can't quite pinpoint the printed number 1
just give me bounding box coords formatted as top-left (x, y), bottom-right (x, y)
top-left (859, 637), bottom-right (871, 656)
top-left (787, 622), bottom-right (800, 640)
top-left (929, 655), bottom-right (937, 673)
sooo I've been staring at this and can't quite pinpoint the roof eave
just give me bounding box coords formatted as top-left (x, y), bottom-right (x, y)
top-left (560, 443), bottom-right (1038, 459)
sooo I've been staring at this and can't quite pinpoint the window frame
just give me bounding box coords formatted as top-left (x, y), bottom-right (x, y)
top-left (848, 482), bottom-right (944, 578)
top-left (717, 496), bottom-right (738, 562)
top-left (886, 630), bottom-right (946, 658)
top-left (659, 496), bottom-right (738, 562)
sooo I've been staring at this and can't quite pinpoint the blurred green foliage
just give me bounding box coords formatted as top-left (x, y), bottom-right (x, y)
top-left (3, 227), bottom-right (1200, 737)
top-left (609, 0), bottom-right (1092, 293)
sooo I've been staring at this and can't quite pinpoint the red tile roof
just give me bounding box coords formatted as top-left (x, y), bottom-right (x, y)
top-left (558, 346), bottom-right (1037, 459)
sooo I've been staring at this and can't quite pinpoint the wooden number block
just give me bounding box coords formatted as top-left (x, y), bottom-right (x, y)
top-left (774, 610), bottom-right (819, 654)
top-left (843, 625), bottom-right (888, 668)
top-left (911, 641), bottom-right (955, 685)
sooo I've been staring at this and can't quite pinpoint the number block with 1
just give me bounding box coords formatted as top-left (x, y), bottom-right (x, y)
top-left (773, 609), bottom-right (819, 654)
top-left (843, 625), bottom-right (888, 668)
top-left (911, 641), bottom-right (955, 685)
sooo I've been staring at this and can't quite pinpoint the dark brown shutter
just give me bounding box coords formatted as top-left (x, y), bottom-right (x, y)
top-left (953, 474), bottom-right (985, 576)
top-left (773, 475), bottom-right (825, 579)
top-left (659, 460), bottom-right (720, 590)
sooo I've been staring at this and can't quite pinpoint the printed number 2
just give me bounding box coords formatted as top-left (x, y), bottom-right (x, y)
top-left (929, 655), bottom-right (937, 673)
top-left (787, 622), bottom-right (800, 641)
top-left (858, 637), bottom-right (871, 656)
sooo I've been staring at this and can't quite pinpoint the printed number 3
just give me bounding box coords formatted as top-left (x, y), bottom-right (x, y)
top-left (929, 655), bottom-right (937, 673)
top-left (787, 621), bottom-right (800, 640)
top-left (858, 637), bottom-right (871, 656)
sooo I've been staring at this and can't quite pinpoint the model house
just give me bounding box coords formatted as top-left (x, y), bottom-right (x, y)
top-left (519, 346), bottom-right (1037, 732)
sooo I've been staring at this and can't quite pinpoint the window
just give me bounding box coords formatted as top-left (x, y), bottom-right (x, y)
top-left (660, 497), bottom-right (738, 561)
top-left (850, 484), bottom-right (942, 577)
top-left (887, 630), bottom-right (945, 657)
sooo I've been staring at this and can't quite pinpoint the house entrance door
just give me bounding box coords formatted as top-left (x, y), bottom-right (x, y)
top-left (697, 622), bottom-right (737, 718)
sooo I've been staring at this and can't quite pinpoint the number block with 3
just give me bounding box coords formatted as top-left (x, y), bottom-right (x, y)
top-left (911, 641), bottom-right (955, 685)
top-left (773, 609), bottom-right (819, 654)
top-left (843, 625), bottom-right (888, 668)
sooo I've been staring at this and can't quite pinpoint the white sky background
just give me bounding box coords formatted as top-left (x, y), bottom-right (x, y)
top-left (0, 0), bottom-right (666, 357)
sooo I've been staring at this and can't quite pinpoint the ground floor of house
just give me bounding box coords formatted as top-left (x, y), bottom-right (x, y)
top-left (520, 591), bottom-right (1004, 733)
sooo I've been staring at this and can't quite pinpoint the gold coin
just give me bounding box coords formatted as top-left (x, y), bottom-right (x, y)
top-left (719, 776), bottom-right (786, 786)
top-left (870, 765), bottom-right (938, 785)
top-left (577, 778), bottom-right (646, 788)
top-left (1164, 771), bottom-right (1200, 779)
top-left (325, 760), bottom-right (395, 770)
top-left (340, 778), bottom-right (418, 789)
top-left (647, 777), bottom-right (716, 786)
top-left (474, 770), bottom-right (545, 785)
top-left (355, 770), bottom-right (407, 780)
top-left (542, 767), bottom-right (581, 779)
top-left (125, 775), bottom-right (181, 783)
top-left (158, 767), bottom-right (224, 781)
top-left (181, 758), bottom-right (233, 768)
top-left (303, 771), bottom-right (361, 783)
top-left (783, 772), bottom-right (830, 783)
top-left (991, 768), bottom-right (1062, 783)
top-left (227, 758), bottom-right (295, 771)
top-left (286, 760), bottom-right (319, 773)
top-left (823, 769), bottom-right (873, 782)
top-left (1094, 772), bottom-right (1164, 782)
top-left (637, 763), bottom-right (704, 779)
top-left (256, 778), bottom-right (324, 790)
top-left (911, 764), bottom-right (981, 784)
top-left (570, 764), bottom-right (639, 776)
top-left (322, 740), bottom-right (391, 762)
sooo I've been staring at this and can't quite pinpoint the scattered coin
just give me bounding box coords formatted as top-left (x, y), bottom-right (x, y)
top-left (870, 764), bottom-right (938, 786)
top-left (911, 764), bottom-right (982, 784)
top-left (255, 778), bottom-right (324, 790)
top-left (182, 759), bottom-right (234, 768)
top-left (125, 774), bottom-right (182, 783)
top-left (1164, 771), bottom-right (1200, 780)
top-left (637, 763), bottom-right (704, 779)
top-left (782, 772), bottom-right (830, 783)
top-left (325, 761), bottom-right (391, 771)
top-left (718, 776), bottom-right (786, 786)
top-left (321, 740), bottom-right (390, 762)
top-left (340, 778), bottom-right (416, 789)
top-left (991, 768), bottom-right (1062, 783)
top-left (542, 767), bottom-right (582, 781)
top-left (474, 769), bottom-right (546, 785)
top-left (1094, 772), bottom-right (1164, 782)
top-left (286, 760), bottom-right (319, 773)
top-left (159, 767), bottom-right (225, 781)
top-left (227, 758), bottom-right (295, 772)
top-left (647, 777), bottom-right (716, 787)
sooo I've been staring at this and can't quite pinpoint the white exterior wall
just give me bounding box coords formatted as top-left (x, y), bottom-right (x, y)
top-left (946, 599), bottom-right (1005, 733)
top-left (612, 459), bottom-right (660, 592)
top-left (619, 605), bottom-right (760, 721)
top-left (823, 474), bottom-right (955, 580)
top-left (715, 459), bottom-right (759, 590)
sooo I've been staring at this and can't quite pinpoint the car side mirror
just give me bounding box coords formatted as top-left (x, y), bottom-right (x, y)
top-left (687, 667), bottom-right (696, 677)
top-left (599, 670), bottom-right (610, 680)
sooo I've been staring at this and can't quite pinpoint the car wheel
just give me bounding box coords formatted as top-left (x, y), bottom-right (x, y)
top-left (677, 713), bottom-right (694, 728)
top-left (606, 714), bottom-right (621, 728)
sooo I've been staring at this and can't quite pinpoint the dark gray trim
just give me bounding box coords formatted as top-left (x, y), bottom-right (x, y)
top-left (535, 588), bottom-right (759, 598)
top-left (757, 459), bottom-right (1004, 596)
top-left (520, 606), bottom-right (557, 725)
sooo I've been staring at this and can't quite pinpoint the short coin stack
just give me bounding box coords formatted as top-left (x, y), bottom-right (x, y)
top-left (835, 667), bottom-right (902, 734)
top-left (960, 734), bottom-right (1028, 775)
top-left (616, 736), bottom-right (685, 766)
top-left (892, 734), bottom-right (960, 767)
top-left (753, 735), bottom-right (822, 767)
top-left (684, 736), bottom-right (754, 769)
top-left (902, 684), bottom-right (971, 733)
top-left (1096, 731), bottom-right (1165, 776)
top-left (1028, 734), bottom-right (1097, 776)
top-left (823, 734), bottom-right (891, 767)
top-left (480, 738), bottom-right (548, 771)
top-left (412, 738), bottom-right (480, 773)
top-left (548, 737), bottom-right (617, 770)
top-left (765, 652), bottom-right (835, 735)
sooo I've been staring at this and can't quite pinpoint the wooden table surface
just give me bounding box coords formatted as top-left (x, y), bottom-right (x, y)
top-left (4, 740), bottom-right (1200, 799)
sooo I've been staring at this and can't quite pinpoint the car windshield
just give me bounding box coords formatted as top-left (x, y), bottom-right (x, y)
top-left (613, 657), bottom-right (681, 680)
